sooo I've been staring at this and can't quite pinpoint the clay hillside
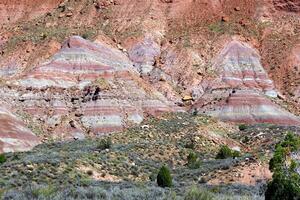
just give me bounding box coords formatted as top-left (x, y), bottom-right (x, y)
top-left (0, 0), bottom-right (299, 199)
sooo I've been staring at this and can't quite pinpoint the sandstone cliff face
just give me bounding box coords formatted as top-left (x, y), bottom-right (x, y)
top-left (18, 36), bottom-right (135, 88)
top-left (284, 44), bottom-right (300, 99)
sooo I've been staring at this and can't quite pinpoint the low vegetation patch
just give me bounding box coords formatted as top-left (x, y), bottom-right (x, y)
top-left (238, 124), bottom-right (248, 131)
top-left (94, 78), bottom-right (111, 91)
top-left (215, 145), bottom-right (240, 159)
top-left (97, 138), bottom-right (112, 151)
top-left (184, 185), bottom-right (214, 200)
top-left (187, 152), bottom-right (201, 169)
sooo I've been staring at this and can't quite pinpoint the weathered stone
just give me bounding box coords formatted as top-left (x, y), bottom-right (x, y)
top-left (128, 36), bottom-right (161, 75)
top-left (14, 36), bottom-right (180, 136)
top-left (182, 95), bottom-right (193, 101)
top-left (213, 40), bottom-right (277, 97)
top-left (0, 105), bottom-right (40, 153)
top-left (214, 90), bottom-right (300, 126)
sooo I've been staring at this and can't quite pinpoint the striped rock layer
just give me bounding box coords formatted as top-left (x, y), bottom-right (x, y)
top-left (16, 36), bottom-right (180, 136)
top-left (213, 40), bottom-right (277, 97)
top-left (216, 90), bottom-right (300, 126)
top-left (0, 105), bottom-right (40, 153)
top-left (193, 40), bottom-right (300, 126)
top-left (18, 36), bottom-right (135, 89)
top-left (128, 36), bottom-right (161, 75)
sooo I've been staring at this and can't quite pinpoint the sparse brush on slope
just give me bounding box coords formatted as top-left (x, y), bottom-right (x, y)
top-left (97, 138), bottom-right (112, 150)
top-left (187, 151), bottom-right (201, 169)
top-left (184, 185), bottom-right (214, 200)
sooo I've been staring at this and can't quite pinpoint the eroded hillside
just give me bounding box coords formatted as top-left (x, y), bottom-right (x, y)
top-left (0, 0), bottom-right (299, 199)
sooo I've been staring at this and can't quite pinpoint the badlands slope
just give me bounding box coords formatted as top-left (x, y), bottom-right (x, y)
top-left (0, 0), bottom-right (299, 152)
top-left (0, 0), bottom-right (299, 199)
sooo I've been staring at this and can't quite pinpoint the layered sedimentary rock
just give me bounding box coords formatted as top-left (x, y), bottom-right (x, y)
top-left (0, 105), bottom-right (40, 153)
top-left (128, 36), bottom-right (161, 75)
top-left (192, 40), bottom-right (300, 126)
top-left (18, 36), bottom-right (134, 88)
top-left (212, 40), bottom-right (277, 97)
top-left (14, 36), bottom-right (179, 136)
top-left (216, 90), bottom-right (300, 126)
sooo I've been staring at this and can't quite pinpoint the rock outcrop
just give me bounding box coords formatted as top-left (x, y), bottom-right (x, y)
top-left (212, 40), bottom-right (277, 97)
top-left (128, 36), bottom-right (161, 75)
top-left (0, 0), bottom-right (299, 153)
top-left (0, 105), bottom-right (40, 153)
top-left (192, 40), bottom-right (300, 126)
top-left (17, 36), bottom-right (134, 89)
top-left (193, 90), bottom-right (300, 126)
top-left (216, 90), bottom-right (300, 126)
top-left (12, 36), bottom-right (180, 137)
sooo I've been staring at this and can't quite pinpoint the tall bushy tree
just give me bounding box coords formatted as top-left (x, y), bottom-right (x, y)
top-left (265, 132), bottom-right (300, 200)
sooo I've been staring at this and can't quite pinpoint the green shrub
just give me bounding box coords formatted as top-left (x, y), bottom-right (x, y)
top-left (238, 124), bottom-right (247, 131)
top-left (265, 171), bottom-right (300, 200)
top-left (269, 132), bottom-right (300, 172)
top-left (289, 160), bottom-right (298, 171)
top-left (0, 154), bottom-right (6, 164)
top-left (216, 145), bottom-right (240, 159)
top-left (242, 136), bottom-right (250, 143)
top-left (232, 150), bottom-right (241, 158)
top-left (265, 132), bottom-right (300, 200)
top-left (187, 152), bottom-right (201, 169)
top-left (157, 165), bottom-right (172, 188)
top-left (97, 138), bottom-right (112, 150)
top-left (82, 33), bottom-right (89, 39)
top-left (269, 145), bottom-right (286, 171)
top-left (184, 185), bottom-right (214, 200)
top-left (280, 132), bottom-right (300, 152)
